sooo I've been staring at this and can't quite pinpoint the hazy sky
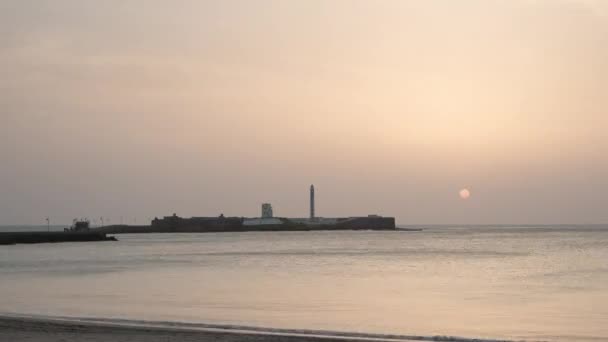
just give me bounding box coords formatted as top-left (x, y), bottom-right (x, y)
top-left (1, 0), bottom-right (607, 225)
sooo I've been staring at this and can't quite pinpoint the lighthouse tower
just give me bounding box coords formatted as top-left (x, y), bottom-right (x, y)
top-left (310, 185), bottom-right (315, 220)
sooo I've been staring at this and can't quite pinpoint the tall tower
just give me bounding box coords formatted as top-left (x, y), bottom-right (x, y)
top-left (310, 184), bottom-right (315, 220)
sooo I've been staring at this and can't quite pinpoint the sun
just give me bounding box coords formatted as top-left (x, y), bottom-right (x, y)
top-left (459, 188), bottom-right (471, 200)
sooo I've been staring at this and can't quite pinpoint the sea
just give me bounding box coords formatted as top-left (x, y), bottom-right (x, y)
top-left (0, 225), bottom-right (607, 342)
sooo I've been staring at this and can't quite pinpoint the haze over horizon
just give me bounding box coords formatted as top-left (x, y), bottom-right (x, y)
top-left (2, 0), bottom-right (607, 225)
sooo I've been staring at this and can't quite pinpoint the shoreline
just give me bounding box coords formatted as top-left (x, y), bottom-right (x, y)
top-left (0, 314), bottom-right (512, 342)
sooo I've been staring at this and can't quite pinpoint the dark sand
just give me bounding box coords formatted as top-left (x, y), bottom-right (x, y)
top-left (0, 316), bottom-right (427, 342)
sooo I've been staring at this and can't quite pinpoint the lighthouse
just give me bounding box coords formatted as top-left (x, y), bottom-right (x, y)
top-left (310, 185), bottom-right (315, 220)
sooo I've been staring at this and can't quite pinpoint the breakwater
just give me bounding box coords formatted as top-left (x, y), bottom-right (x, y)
top-left (0, 232), bottom-right (117, 245)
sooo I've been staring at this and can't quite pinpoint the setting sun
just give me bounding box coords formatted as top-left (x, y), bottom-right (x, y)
top-left (459, 188), bottom-right (471, 200)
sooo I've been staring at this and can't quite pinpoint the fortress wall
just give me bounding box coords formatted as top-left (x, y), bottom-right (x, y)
top-left (335, 217), bottom-right (396, 230)
top-left (93, 216), bottom-right (395, 234)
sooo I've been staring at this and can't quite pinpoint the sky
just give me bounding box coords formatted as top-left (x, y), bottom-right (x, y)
top-left (1, 0), bottom-right (607, 225)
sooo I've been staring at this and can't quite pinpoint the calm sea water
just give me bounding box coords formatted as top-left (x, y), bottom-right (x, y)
top-left (0, 226), bottom-right (607, 341)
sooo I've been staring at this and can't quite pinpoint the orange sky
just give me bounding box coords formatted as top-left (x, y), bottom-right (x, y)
top-left (1, 0), bottom-right (607, 224)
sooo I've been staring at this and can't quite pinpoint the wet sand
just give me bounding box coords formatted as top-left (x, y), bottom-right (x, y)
top-left (0, 316), bottom-right (431, 342)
